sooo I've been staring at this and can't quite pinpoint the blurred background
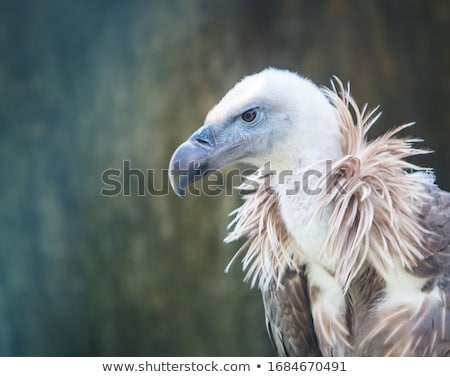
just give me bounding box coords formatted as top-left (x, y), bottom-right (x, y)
top-left (0, 0), bottom-right (449, 356)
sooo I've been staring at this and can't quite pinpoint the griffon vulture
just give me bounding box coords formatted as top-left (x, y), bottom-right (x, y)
top-left (168, 68), bottom-right (450, 356)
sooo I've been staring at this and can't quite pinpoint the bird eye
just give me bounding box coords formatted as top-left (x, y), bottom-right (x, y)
top-left (241, 109), bottom-right (258, 123)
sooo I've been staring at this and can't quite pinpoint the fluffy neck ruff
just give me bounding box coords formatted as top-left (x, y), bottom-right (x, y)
top-left (225, 78), bottom-right (434, 292)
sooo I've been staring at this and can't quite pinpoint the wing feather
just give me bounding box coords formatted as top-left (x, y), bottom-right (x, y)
top-left (412, 185), bottom-right (450, 278)
top-left (262, 266), bottom-right (321, 356)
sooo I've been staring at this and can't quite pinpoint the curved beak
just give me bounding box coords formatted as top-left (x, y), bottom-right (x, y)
top-left (168, 125), bottom-right (217, 198)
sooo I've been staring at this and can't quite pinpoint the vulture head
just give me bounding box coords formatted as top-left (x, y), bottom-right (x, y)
top-left (168, 68), bottom-right (450, 357)
top-left (169, 68), bottom-right (342, 197)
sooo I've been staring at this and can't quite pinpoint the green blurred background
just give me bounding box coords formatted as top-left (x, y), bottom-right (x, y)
top-left (0, 0), bottom-right (449, 356)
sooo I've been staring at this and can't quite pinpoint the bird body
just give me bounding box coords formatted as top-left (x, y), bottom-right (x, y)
top-left (169, 68), bottom-right (450, 356)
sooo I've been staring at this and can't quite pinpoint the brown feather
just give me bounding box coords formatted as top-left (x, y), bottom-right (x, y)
top-left (313, 78), bottom-right (434, 291)
top-left (262, 267), bottom-right (321, 356)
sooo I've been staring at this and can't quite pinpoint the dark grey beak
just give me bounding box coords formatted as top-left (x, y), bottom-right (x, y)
top-left (168, 125), bottom-right (217, 198)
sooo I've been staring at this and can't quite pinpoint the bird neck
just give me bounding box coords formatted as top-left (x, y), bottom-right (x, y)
top-left (268, 118), bottom-right (344, 268)
top-left (271, 158), bottom-right (335, 264)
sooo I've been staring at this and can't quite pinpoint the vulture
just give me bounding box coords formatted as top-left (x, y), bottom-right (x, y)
top-left (168, 68), bottom-right (450, 356)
